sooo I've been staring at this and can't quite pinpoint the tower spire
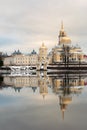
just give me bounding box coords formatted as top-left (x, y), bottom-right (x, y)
top-left (61, 21), bottom-right (64, 30)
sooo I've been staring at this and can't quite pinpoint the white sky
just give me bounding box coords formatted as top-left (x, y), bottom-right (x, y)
top-left (0, 0), bottom-right (87, 54)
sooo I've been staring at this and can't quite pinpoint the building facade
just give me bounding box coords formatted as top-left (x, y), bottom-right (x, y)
top-left (50, 22), bottom-right (84, 64)
top-left (3, 22), bottom-right (85, 67)
top-left (4, 50), bottom-right (38, 66)
top-left (38, 43), bottom-right (48, 63)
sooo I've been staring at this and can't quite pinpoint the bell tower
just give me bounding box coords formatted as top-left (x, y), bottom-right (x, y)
top-left (38, 43), bottom-right (48, 63)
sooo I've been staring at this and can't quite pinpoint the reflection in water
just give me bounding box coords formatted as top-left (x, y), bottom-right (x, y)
top-left (0, 72), bottom-right (87, 121)
top-left (49, 73), bottom-right (85, 120)
top-left (1, 71), bottom-right (87, 130)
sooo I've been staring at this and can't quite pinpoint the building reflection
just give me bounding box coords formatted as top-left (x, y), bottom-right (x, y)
top-left (2, 71), bottom-right (50, 98)
top-left (38, 74), bottom-right (49, 99)
top-left (51, 73), bottom-right (85, 120)
top-left (0, 72), bottom-right (87, 119)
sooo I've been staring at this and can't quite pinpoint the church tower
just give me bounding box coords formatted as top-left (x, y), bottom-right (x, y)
top-left (58, 21), bottom-right (71, 45)
top-left (38, 43), bottom-right (48, 64)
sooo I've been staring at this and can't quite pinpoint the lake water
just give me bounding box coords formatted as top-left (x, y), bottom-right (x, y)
top-left (0, 72), bottom-right (87, 130)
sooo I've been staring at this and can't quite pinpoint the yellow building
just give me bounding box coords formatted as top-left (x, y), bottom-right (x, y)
top-left (59, 21), bottom-right (71, 45)
top-left (37, 43), bottom-right (48, 70)
top-left (3, 22), bottom-right (85, 67)
top-left (51, 22), bottom-right (84, 64)
top-left (4, 50), bottom-right (38, 66)
top-left (38, 43), bottom-right (48, 63)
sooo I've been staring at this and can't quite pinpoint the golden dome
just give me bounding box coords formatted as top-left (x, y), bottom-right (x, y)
top-left (59, 21), bottom-right (71, 44)
top-left (60, 36), bottom-right (71, 44)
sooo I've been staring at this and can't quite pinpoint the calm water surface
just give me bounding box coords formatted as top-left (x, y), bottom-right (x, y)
top-left (0, 72), bottom-right (87, 130)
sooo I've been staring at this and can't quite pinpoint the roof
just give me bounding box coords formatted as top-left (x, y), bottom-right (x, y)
top-left (31, 49), bottom-right (37, 54)
top-left (12, 50), bottom-right (22, 55)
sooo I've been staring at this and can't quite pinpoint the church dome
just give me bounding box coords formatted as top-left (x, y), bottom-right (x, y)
top-left (59, 22), bottom-right (71, 45)
top-left (31, 49), bottom-right (37, 54)
top-left (60, 36), bottom-right (71, 44)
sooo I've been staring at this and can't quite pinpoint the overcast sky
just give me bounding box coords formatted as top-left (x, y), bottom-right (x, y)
top-left (0, 0), bottom-right (87, 54)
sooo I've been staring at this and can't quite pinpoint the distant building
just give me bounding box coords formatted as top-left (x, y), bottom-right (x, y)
top-left (12, 50), bottom-right (22, 55)
top-left (3, 22), bottom-right (85, 67)
top-left (49, 22), bottom-right (84, 64)
top-left (38, 43), bottom-right (48, 64)
top-left (4, 49), bottom-right (38, 66)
